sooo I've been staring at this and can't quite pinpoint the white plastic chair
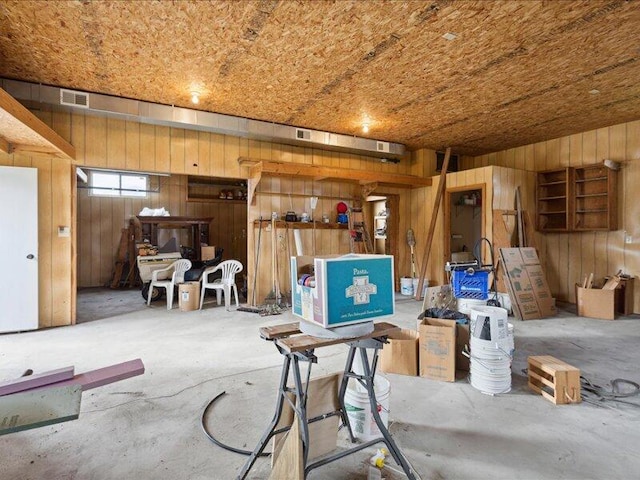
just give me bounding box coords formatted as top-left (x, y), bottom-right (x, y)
top-left (147, 259), bottom-right (192, 310)
top-left (199, 260), bottom-right (243, 311)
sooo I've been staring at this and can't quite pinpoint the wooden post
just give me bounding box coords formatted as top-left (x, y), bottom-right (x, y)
top-left (415, 147), bottom-right (451, 301)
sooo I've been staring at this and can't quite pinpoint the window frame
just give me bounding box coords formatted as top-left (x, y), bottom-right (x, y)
top-left (89, 171), bottom-right (149, 198)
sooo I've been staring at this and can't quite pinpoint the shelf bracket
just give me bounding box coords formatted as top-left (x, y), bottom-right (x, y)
top-left (247, 163), bottom-right (262, 206)
top-left (361, 182), bottom-right (379, 198)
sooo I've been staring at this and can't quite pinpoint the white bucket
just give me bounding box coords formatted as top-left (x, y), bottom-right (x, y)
top-left (400, 277), bottom-right (413, 296)
top-left (456, 298), bottom-right (487, 316)
top-left (412, 278), bottom-right (428, 297)
top-left (345, 376), bottom-right (390, 441)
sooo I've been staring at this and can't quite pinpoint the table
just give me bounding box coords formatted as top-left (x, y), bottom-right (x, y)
top-left (237, 321), bottom-right (418, 479)
top-left (136, 216), bottom-right (213, 260)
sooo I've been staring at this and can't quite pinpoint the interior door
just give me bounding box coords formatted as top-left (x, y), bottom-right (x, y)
top-left (0, 166), bottom-right (38, 332)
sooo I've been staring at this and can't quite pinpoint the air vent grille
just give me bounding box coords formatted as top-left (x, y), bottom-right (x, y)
top-left (295, 128), bottom-right (311, 141)
top-left (60, 89), bottom-right (89, 108)
top-left (376, 141), bottom-right (390, 153)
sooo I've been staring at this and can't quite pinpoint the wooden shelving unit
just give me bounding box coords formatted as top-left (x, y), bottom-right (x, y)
top-left (536, 166), bottom-right (617, 232)
top-left (572, 165), bottom-right (617, 231)
top-left (536, 168), bottom-right (572, 232)
top-left (186, 175), bottom-right (247, 203)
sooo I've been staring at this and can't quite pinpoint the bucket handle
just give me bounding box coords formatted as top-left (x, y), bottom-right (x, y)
top-left (463, 346), bottom-right (513, 373)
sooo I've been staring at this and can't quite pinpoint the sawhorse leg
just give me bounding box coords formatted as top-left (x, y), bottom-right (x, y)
top-left (237, 350), bottom-right (315, 480)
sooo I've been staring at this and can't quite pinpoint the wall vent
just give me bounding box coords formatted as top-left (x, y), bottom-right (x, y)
top-left (376, 141), bottom-right (390, 153)
top-left (60, 89), bottom-right (89, 108)
top-left (295, 128), bottom-right (312, 141)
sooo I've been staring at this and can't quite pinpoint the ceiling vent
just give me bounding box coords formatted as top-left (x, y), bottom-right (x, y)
top-left (60, 89), bottom-right (89, 108)
top-left (376, 141), bottom-right (390, 153)
top-left (295, 128), bottom-right (312, 141)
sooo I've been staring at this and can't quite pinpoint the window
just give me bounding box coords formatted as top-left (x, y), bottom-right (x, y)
top-left (90, 171), bottom-right (148, 197)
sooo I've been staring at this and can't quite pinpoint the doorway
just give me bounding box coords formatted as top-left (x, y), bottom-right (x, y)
top-left (444, 185), bottom-right (485, 266)
top-left (365, 193), bottom-right (400, 290)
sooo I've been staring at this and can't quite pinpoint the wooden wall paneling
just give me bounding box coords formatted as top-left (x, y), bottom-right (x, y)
top-left (70, 165), bottom-right (77, 324)
top-left (623, 159), bottom-right (640, 312)
top-left (70, 112), bottom-right (85, 166)
top-left (155, 126), bottom-right (171, 172)
top-left (125, 121), bottom-right (140, 171)
top-left (184, 129), bottom-right (199, 175)
top-left (197, 131), bottom-right (211, 177)
top-left (533, 141), bottom-right (547, 171)
top-left (52, 111), bottom-right (71, 144)
top-left (84, 115), bottom-right (107, 167)
top-left (558, 136), bottom-right (570, 167)
top-left (210, 133), bottom-right (225, 177)
top-left (139, 123), bottom-right (156, 172)
top-left (32, 156), bottom-right (53, 327)
top-left (569, 133), bottom-right (583, 167)
top-left (99, 196), bottom-right (113, 287)
top-left (523, 144), bottom-right (535, 172)
top-left (51, 161), bottom-right (72, 326)
top-left (11, 152), bottom-right (31, 168)
top-left (582, 129), bottom-right (597, 163)
top-left (170, 128), bottom-right (185, 175)
top-left (225, 135), bottom-right (241, 178)
top-left (78, 189), bottom-right (90, 287)
top-left (106, 118), bottom-right (126, 170)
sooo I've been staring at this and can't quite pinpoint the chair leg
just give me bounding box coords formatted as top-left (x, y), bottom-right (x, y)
top-left (167, 285), bottom-right (174, 310)
top-left (224, 285), bottom-right (231, 311)
top-left (216, 289), bottom-right (222, 306)
top-left (233, 284), bottom-right (239, 308)
top-left (147, 283), bottom-right (153, 306)
top-left (199, 285), bottom-right (206, 310)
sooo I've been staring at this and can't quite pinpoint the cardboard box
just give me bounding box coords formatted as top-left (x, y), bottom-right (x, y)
top-left (290, 255), bottom-right (394, 328)
top-left (380, 329), bottom-right (419, 376)
top-left (178, 282), bottom-right (200, 311)
top-left (576, 284), bottom-right (615, 320)
top-left (201, 246), bottom-right (217, 261)
top-left (418, 318), bottom-right (456, 382)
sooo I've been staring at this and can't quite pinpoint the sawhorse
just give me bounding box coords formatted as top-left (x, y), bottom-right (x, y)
top-left (237, 321), bottom-right (418, 479)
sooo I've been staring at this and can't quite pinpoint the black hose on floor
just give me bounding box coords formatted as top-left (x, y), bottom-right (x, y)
top-left (200, 391), bottom-right (271, 457)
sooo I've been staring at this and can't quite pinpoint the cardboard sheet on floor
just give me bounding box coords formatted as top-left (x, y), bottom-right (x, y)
top-left (269, 412), bottom-right (304, 480)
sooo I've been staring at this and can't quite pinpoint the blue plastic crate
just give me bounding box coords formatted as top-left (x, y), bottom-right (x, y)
top-left (452, 269), bottom-right (489, 300)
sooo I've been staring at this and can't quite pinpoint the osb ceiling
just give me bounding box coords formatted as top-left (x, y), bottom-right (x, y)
top-left (1, 0), bottom-right (640, 156)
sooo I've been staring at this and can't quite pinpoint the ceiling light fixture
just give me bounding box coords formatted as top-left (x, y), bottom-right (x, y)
top-left (442, 32), bottom-right (457, 41)
top-left (191, 91), bottom-right (200, 104)
top-left (362, 123), bottom-right (370, 134)
top-left (589, 89), bottom-right (600, 95)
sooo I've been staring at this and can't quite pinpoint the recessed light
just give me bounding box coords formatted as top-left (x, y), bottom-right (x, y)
top-left (362, 123), bottom-right (370, 134)
top-left (589, 89), bottom-right (600, 95)
top-left (442, 32), bottom-right (457, 41)
top-left (191, 91), bottom-right (200, 104)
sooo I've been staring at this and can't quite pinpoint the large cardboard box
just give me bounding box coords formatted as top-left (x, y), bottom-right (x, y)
top-left (418, 318), bottom-right (456, 382)
top-left (201, 246), bottom-right (217, 261)
top-left (290, 255), bottom-right (394, 328)
top-left (576, 284), bottom-right (615, 320)
top-left (380, 329), bottom-right (419, 376)
top-left (178, 282), bottom-right (200, 311)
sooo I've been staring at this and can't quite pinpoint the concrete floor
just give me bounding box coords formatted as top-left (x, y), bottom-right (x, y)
top-left (1, 290), bottom-right (640, 479)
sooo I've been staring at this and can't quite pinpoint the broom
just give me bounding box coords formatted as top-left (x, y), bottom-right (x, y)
top-left (407, 228), bottom-right (416, 278)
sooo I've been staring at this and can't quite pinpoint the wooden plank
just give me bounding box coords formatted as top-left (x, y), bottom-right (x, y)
top-left (276, 322), bottom-right (399, 353)
top-left (238, 158), bottom-right (431, 188)
top-left (0, 366), bottom-right (74, 397)
top-left (416, 147), bottom-right (450, 301)
top-left (0, 385), bottom-right (82, 436)
top-left (0, 87), bottom-right (75, 160)
top-left (47, 359), bottom-right (145, 391)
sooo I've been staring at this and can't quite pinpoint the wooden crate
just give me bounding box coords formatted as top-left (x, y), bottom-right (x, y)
top-left (527, 356), bottom-right (581, 405)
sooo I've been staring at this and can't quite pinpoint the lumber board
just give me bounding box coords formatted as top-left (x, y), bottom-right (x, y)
top-left (0, 385), bottom-right (81, 436)
top-left (0, 366), bottom-right (74, 397)
top-left (274, 322), bottom-right (399, 353)
top-left (40, 359), bottom-right (145, 391)
top-left (416, 147), bottom-right (450, 301)
top-left (269, 412), bottom-right (304, 480)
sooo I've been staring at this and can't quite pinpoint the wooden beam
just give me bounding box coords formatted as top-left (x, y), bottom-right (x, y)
top-left (247, 162), bottom-right (262, 206)
top-left (238, 157), bottom-right (431, 188)
top-left (0, 87), bottom-right (75, 160)
top-left (0, 136), bottom-right (13, 155)
top-left (361, 182), bottom-right (379, 198)
top-left (40, 359), bottom-right (145, 391)
top-left (416, 147), bottom-right (451, 302)
top-left (0, 366), bottom-right (74, 397)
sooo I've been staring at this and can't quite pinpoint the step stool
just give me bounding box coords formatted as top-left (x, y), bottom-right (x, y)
top-left (527, 355), bottom-right (581, 405)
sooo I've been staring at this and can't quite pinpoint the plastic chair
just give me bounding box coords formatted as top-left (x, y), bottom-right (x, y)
top-left (147, 259), bottom-right (192, 310)
top-left (199, 260), bottom-right (243, 311)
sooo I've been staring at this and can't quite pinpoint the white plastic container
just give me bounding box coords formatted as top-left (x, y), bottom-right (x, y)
top-left (400, 277), bottom-right (413, 296)
top-left (345, 376), bottom-right (390, 441)
top-left (412, 278), bottom-right (428, 297)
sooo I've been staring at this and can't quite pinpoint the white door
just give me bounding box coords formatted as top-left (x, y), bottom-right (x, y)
top-left (0, 166), bottom-right (38, 332)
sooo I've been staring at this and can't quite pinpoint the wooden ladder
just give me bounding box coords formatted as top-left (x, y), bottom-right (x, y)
top-left (348, 207), bottom-right (373, 253)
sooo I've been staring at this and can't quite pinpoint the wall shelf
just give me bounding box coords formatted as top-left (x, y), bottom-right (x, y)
top-left (253, 219), bottom-right (347, 230)
top-left (186, 175), bottom-right (247, 203)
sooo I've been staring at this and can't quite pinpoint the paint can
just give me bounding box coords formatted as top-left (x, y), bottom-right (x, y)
top-left (345, 375), bottom-right (390, 441)
top-left (400, 277), bottom-right (413, 296)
